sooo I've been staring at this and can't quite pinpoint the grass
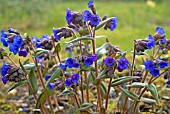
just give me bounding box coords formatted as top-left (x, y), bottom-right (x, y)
top-left (0, 0), bottom-right (170, 52)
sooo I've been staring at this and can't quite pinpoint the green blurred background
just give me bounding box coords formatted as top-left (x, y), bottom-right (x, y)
top-left (0, 0), bottom-right (169, 51)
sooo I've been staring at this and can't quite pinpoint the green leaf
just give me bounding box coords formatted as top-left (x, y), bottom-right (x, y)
top-left (140, 97), bottom-right (156, 104)
top-left (95, 35), bottom-right (107, 39)
top-left (36, 90), bottom-right (48, 109)
top-left (111, 76), bottom-right (140, 86)
top-left (19, 59), bottom-right (27, 74)
top-left (87, 72), bottom-right (96, 86)
top-left (147, 84), bottom-right (159, 103)
top-left (29, 70), bottom-right (38, 94)
top-left (67, 36), bottom-right (94, 44)
top-left (58, 88), bottom-right (75, 97)
top-left (96, 42), bottom-right (110, 59)
top-left (97, 59), bottom-right (103, 69)
top-left (120, 88), bottom-right (138, 101)
top-left (42, 68), bottom-right (49, 77)
top-left (32, 48), bottom-right (48, 58)
top-left (6, 80), bottom-right (28, 93)
top-left (95, 17), bottom-right (113, 30)
top-left (100, 81), bottom-right (107, 99)
top-left (81, 65), bottom-right (95, 71)
top-left (24, 63), bottom-right (36, 70)
top-left (126, 82), bottom-right (146, 88)
top-left (78, 103), bottom-right (93, 111)
top-left (54, 43), bottom-right (61, 53)
top-left (80, 82), bottom-right (87, 90)
top-left (22, 59), bottom-right (29, 65)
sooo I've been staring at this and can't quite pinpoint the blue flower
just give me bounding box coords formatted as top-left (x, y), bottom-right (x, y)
top-left (65, 78), bottom-right (73, 86)
top-left (82, 10), bottom-right (92, 22)
top-left (71, 74), bottom-right (79, 82)
top-left (13, 35), bottom-right (24, 48)
top-left (90, 14), bottom-right (101, 26)
top-left (91, 54), bottom-right (98, 61)
top-left (48, 83), bottom-right (56, 90)
top-left (37, 56), bottom-right (43, 63)
top-left (53, 28), bottom-right (61, 41)
top-left (18, 48), bottom-right (28, 57)
top-left (150, 68), bottom-right (160, 77)
top-left (158, 60), bottom-right (168, 69)
top-left (104, 57), bottom-right (115, 66)
top-left (156, 27), bottom-right (164, 36)
top-left (2, 77), bottom-right (8, 84)
top-left (117, 66), bottom-right (123, 72)
top-left (66, 8), bottom-right (74, 25)
top-left (60, 63), bottom-right (67, 71)
top-left (1, 62), bottom-right (10, 77)
top-left (84, 57), bottom-right (93, 66)
top-left (144, 60), bottom-right (155, 70)
top-left (117, 58), bottom-right (129, 70)
top-left (110, 17), bottom-right (118, 31)
top-left (1, 30), bottom-right (8, 47)
top-left (147, 35), bottom-right (155, 49)
top-left (9, 43), bottom-right (19, 55)
top-left (31, 37), bottom-right (42, 48)
top-left (166, 78), bottom-right (170, 85)
top-left (66, 58), bottom-right (75, 68)
top-left (159, 38), bottom-right (166, 45)
top-left (88, 0), bottom-right (93, 8)
top-left (45, 74), bottom-right (51, 81)
top-left (42, 34), bottom-right (50, 39)
top-left (73, 62), bottom-right (80, 68)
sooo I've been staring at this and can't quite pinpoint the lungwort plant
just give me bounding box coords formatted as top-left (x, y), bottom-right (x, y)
top-left (0, 0), bottom-right (170, 114)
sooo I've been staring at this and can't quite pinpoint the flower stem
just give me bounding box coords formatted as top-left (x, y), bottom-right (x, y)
top-left (105, 64), bottom-right (117, 110)
top-left (122, 43), bottom-right (136, 114)
top-left (91, 29), bottom-right (102, 109)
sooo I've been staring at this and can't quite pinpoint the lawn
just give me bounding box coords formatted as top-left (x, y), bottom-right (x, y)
top-left (0, 0), bottom-right (170, 52)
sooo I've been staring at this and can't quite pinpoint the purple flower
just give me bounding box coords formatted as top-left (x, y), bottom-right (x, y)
top-left (104, 57), bottom-right (115, 66)
top-left (18, 48), bottom-right (28, 57)
top-left (37, 56), bottom-right (43, 63)
top-left (144, 60), bottom-right (155, 71)
top-left (65, 78), bottom-right (73, 86)
top-left (66, 58), bottom-right (75, 68)
top-left (0, 30), bottom-right (8, 47)
top-left (158, 60), bottom-right (168, 69)
top-left (31, 37), bottom-right (42, 48)
top-left (159, 38), bottom-right (166, 45)
top-left (117, 66), bottom-right (123, 72)
top-left (2, 77), bottom-right (8, 84)
top-left (73, 62), bottom-right (80, 68)
top-left (45, 74), bottom-right (51, 81)
top-left (53, 28), bottom-right (61, 41)
top-left (110, 17), bottom-right (118, 31)
top-left (84, 57), bottom-right (93, 66)
top-left (48, 83), bottom-right (56, 90)
top-left (117, 58), bottom-right (129, 70)
top-left (66, 8), bottom-right (74, 25)
top-left (150, 68), bottom-right (160, 77)
top-left (60, 63), bottom-right (67, 71)
top-left (147, 35), bottom-right (155, 49)
top-left (90, 14), bottom-right (101, 26)
top-left (1, 62), bottom-right (10, 77)
top-left (9, 43), bottom-right (19, 55)
top-left (82, 10), bottom-right (92, 22)
top-left (71, 74), bottom-right (79, 82)
top-left (88, 0), bottom-right (93, 8)
top-left (166, 78), bottom-right (170, 85)
top-left (156, 27), bottom-right (165, 36)
top-left (91, 54), bottom-right (98, 61)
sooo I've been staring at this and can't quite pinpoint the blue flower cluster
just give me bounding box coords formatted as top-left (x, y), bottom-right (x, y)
top-left (82, 10), bottom-right (101, 26)
top-left (144, 59), bottom-right (168, 77)
top-left (65, 74), bottom-right (79, 86)
top-left (1, 62), bottom-right (10, 84)
top-left (104, 57), bottom-right (129, 72)
top-left (84, 54), bottom-right (97, 66)
top-left (60, 58), bottom-right (80, 71)
top-left (0, 29), bottom-right (28, 57)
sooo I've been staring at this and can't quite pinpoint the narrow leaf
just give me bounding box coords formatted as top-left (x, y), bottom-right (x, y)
top-left (36, 90), bottom-right (48, 109)
top-left (126, 82), bottom-right (146, 88)
top-left (24, 63), bottom-right (36, 70)
top-left (78, 103), bottom-right (93, 111)
top-left (29, 70), bottom-right (38, 94)
top-left (58, 88), bottom-right (75, 96)
top-left (120, 88), bottom-right (138, 101)
top-left (147, 84), bottom-right (159, 103)
top-left (96, 42), bottom-right (110, 59)
top-left (6, 80), bottom-right (28, 93)
top-left (140, 97), bottom-right (156, 104)
top-left (54, 43), bottom-right (61, 53)
top-left (95, 17), bottom-right (113, 30)
top-left (67, 36), bottom-right (94, 44)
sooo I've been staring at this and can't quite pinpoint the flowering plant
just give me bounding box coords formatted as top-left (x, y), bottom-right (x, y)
top-left (0, 0), bottom-right (170, 113)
